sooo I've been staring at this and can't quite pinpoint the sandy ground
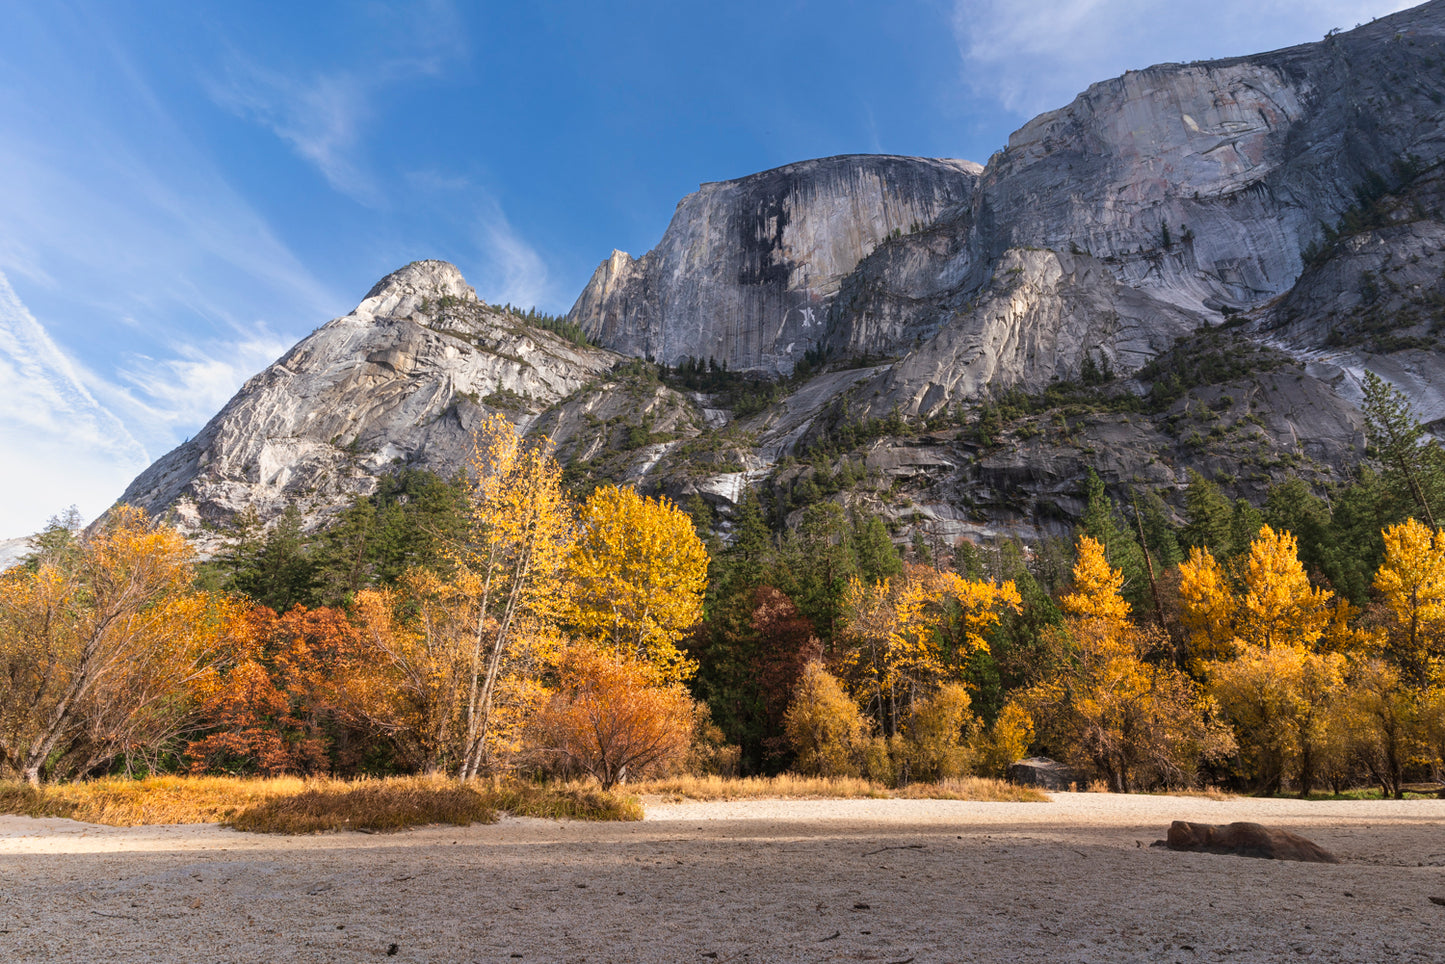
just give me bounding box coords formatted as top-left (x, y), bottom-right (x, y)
top-left (0, 793), bottom-right (1442, 963)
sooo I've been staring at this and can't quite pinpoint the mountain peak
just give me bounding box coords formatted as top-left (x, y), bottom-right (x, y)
top-left (362, 259), bottom-right (478, 319)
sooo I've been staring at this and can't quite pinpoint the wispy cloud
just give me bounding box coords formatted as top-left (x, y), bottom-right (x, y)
top-left (478, 206), bottom-right (557, 310)
top-left (953, 0), bottom-right (1418, 119)
top-left (209, 0), bottom-right (467, 206)
top-left (113, 332), bottom-right (293, 437)
top-left (0, 271), bottom-right (149, 534)
top-left (211, 64), bottom-right (380, 204)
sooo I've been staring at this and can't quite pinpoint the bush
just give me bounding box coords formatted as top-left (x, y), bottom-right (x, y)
top-left (784, 661), bottom-right (870, 777)
top-left (975, 701), bottom-right (1035, 778)
top-left (902, 684), bottom-right (979, 782)
top-left (530, 645), bottom-right (696, 790)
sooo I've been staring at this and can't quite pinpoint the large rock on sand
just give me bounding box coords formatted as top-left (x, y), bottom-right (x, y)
top-left (1165, 821), bottom-right (1339, 863)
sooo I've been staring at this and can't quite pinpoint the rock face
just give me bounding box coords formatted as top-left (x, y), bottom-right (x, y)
top-left (568, 155), bottom-right (981, 374)
top-left (1165, 821), bottom-right (1340, 863)
top-left (107, 3), bottom-right (1445, 546)
top-left (117, 261), bottom-right (622, 544)
top-left (567, 3), bottom-right (1445, 422)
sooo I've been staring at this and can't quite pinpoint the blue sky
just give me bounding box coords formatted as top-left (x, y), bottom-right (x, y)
top-left (0, 0), bottom-right (1418, 536)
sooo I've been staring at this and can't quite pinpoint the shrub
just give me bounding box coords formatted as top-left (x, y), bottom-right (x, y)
top-left (530, 645), bottom-right (696, 790)
top-left (975, 700), bottom-right (1035, 778)
top-left (902, 683), bottom-right (979, 782)
top-left (784, 661), bottom-right (870, 777)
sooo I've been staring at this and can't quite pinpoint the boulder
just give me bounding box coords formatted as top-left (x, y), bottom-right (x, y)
top-left (1164, 821), bottom-right (1339, 863)
top-left (1007, 757), bottom-right (1076, 791)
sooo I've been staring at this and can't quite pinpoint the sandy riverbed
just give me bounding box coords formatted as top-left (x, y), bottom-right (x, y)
top-left (0, 792), bottom-right (1442, 963)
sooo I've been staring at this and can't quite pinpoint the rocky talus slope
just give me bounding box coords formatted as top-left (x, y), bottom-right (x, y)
top-left (108, 2), bottom-right (1445, 545)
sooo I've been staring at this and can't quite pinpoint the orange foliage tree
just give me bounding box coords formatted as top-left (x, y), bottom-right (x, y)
top-left (530, 644), bottom-right (695, 789)
top-left (185, 605), bottom-right (349, 776)
top-left (0, 507), bottom-right (234, 784)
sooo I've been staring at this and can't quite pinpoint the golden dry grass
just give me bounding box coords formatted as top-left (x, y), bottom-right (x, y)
top-left (632, 773), bottom-right (1047, 804)
top-left (484, 780), bottom-right (644, 821)
top-left (0, 775), bottom-right (643, 832)
top-left (0, 774), bottom-right (310, 826)
top-left (228, 778), bottom-right (496, 833)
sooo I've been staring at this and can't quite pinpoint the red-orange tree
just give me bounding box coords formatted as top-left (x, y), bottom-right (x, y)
top-left (530, 644), bottom-right (695, 789)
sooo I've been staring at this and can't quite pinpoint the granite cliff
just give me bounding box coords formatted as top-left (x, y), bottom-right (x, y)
top-left (108, 2), bottom-right (1445, 547)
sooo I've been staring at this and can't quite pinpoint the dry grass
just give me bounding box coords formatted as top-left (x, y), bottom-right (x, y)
top-left (632, 773), bottom-right (1047, 804)
top-left (484, 781), bottom-right (643, 821)
top-left (229, 778), bottom-right (497, 834)
top-left (1149, 786), bottom-right (1238, 801)
top-left (0, 774), bottom-right (310, 826)
top-left (0, 775), bottom-right (643, 833)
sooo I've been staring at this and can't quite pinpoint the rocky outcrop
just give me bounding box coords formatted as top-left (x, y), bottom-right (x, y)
top-left (1008, 757), bottom-right (1076, 790)
top-left (1164, 821), bottom-right (1339, 863)
top-left (568, 155), bottom-right (981, 374)
top-left (840, 2), bottom-right (1445, 419)
top-left (117, 261), bottom-right (622, 544)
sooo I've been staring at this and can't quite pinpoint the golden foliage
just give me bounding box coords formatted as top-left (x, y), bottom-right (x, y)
top-left (1238, 526), bottom-right (1332, 651)
top-left (1061, 536), bottom-right (1130, 624)
top-left (446, 414), bottom-right (575, 777)
top-left (1374, 518), bottom-right (1445, 684)
top-left (1029, 539), bottom-right (1232, 791)
top-left (0, 506), bottom-right (234, 784)
top-left (562, 484), bottom-right (708, 683)
top-left (784, 660), bottom-right (870, 778)
top-left (900, 682), bottom-right (978, 782)
top-left (1180, 526), bottom-right (1332, 668)
top-left (838, 563), bottom-right (1019, 737)
top-left (1177, 545), bottom-right (1237, 666)
top-left (976, 700), bottom-right (1035, 778)
top-left (345, 575), bottom-right (562, 774)
top-left (1207, 643), bottom-right (1347, 795)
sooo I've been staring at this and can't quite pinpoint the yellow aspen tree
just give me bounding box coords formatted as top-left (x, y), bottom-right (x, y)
top-left (839, 563), bottom-right (1018, 741)
top-left (1177, 545), bottom-right (1237, 667)
top-left (452, 414), bottom-right (574, 778)
top-left (784, 660), bottom-right (870, 777)
top-left (1374, 518), bottom-right (1445, 686)
top-left (561, 484), bottom-right (709, 684)
top-left (1338, 658), bottom-right (1421, 800)
top-left (1191, 526), bottom-right (1340, 794)
top-left (0, 507), bottom-right (233, 785)
top-left (1237, 525), bottom-right (1332, 651)
top-left (1028, 537), bottom-right (1231, 792)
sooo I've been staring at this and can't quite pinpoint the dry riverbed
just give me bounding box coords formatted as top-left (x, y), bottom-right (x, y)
top-left (1, 792), bottom-right (1442, 962)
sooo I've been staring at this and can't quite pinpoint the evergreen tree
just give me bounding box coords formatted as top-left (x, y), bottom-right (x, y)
top-left (1180, 470), bottom-right (1235, 558)
top-left (1361, 370), bottom-right (1445, 528)
top-left (1077, 470), bottom-right (1148, 610)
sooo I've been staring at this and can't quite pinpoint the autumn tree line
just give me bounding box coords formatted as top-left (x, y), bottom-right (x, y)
top-left (3, 374), bottom-right (1445, 797)
top-left (0, 416), bottom-right (708, 788)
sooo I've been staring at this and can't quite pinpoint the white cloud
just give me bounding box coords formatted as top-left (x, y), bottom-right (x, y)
top-left (211, 64), bottom-right (380, 204)
top-left (209, 0), bottom-right (467, 206)
top-left (113, 332), bottom-right (293, 437)
top-left (478, 208), bottom-right (557, 311)
top-left (0, 271), bottom-right (149, 536)
top-left (953, 0), bottom-right (1419, 119)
